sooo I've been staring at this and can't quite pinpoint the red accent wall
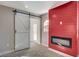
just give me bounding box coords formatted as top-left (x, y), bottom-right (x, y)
top-left (77, 1), bottom-right (79, 56)
top-left (49, 2), bottom-right (78, 57)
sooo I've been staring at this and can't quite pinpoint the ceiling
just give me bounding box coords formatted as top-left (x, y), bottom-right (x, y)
top-left (0, 1), bottom-right (69, 15)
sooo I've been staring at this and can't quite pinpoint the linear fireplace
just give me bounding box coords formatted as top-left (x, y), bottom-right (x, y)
top-left (51, 36), bottom-right (72, 48)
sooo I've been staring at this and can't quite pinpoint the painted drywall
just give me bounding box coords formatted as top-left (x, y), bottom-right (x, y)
top-left (77, 1), bottom-right (79, 56)
top-left (49, 2), bottom-right (77, 56)
top-left (41, 13), bottom-right (48, 47)
top-left (0, 1), bottom-right (69, 16)
top-left (0, 5), bottom-right (14, 55)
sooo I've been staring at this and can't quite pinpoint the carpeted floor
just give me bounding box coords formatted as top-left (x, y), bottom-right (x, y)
top-left (0, 43), bottom-right (63, 57)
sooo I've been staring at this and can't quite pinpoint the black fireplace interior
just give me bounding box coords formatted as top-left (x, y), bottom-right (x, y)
top-left (51, 36), bottom-right (72, 48)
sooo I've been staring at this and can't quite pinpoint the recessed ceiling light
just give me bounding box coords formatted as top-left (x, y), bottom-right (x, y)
top-left (25, 5), bottom-right (28, 8)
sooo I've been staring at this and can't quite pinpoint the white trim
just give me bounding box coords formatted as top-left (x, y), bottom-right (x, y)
top-left (41, 43), bottom-right (48, 47)
top-left (48, 48), bottom-right (73, 57)
top-left (35, 41), bottom-right (40, 44)
top-left (0, 50), bottom-right (14, 56)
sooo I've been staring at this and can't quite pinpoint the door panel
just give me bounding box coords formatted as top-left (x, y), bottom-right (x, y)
top-left (30, 16), bottom-right (40, 44)
top-left (15, 13), bottom-right (30, 51)
top-left (15, 13), bottom-right (29, 32)
top-left (15, 33), bottom-right (29, 50)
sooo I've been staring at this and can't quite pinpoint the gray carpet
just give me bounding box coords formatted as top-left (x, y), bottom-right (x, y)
top-left (1, 43), bottom-right (63, 57)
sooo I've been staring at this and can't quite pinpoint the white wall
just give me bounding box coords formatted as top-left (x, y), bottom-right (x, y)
top-left (41, 13), bottom-right (48, 47)
top-left (0, 5), bottom-right (14, 55)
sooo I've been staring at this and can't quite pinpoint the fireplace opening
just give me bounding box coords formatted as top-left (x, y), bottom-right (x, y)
top-left (51, 36), bottom-right (72, 48)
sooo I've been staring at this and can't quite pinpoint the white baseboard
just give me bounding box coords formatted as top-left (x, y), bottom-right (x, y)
top-left (48, 48), bottom-right (73, 57)
top-left (0, 50), bottom-right (14, 56)
top-left (36, 41), bottom-right (40, 44)
top-left (31, 40), bottom-right (40, 44)
top-left (41, 43), bottom-right (48, 47)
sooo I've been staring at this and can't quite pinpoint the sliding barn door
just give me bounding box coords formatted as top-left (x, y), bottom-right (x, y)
top-left (15, 12), bottom-right (30, 51)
